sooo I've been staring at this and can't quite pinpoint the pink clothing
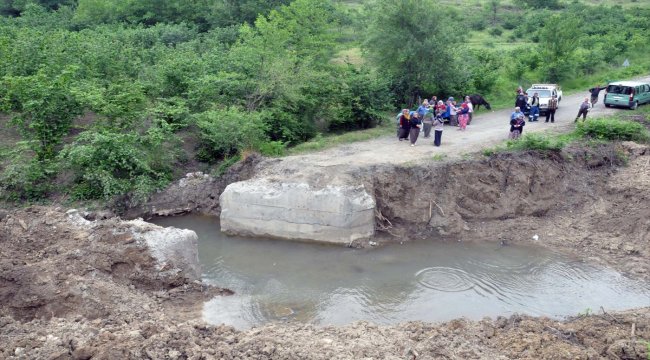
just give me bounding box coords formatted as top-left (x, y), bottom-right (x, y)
top-left (458, 113), bottom-right (469, 130)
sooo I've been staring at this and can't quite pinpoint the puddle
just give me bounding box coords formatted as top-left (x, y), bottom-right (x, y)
top-left (151, 215), bottom-right (650, 329)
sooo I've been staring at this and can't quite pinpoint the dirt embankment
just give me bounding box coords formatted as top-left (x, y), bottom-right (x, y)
top-left (364, 141), bottom-right (650, 281)
top-left (1, 142), bottom-right (650, 359)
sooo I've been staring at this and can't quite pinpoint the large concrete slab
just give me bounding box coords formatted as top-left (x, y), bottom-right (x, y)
top-left (219, 179), bottom-right (375, 244)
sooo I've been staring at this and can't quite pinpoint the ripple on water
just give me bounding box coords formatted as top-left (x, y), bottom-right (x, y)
top-left (415, 267), bottom-right (475, 292)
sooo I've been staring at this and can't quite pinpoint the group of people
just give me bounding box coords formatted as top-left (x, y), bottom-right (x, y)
top-left (400, 85), bottom-right (605, 145)
top-left (397, 95), bottom-right (475, 147)
top-left (514, 87), bottom-right (559, 123)
top-left (509, 85), bottom-right (603, 139)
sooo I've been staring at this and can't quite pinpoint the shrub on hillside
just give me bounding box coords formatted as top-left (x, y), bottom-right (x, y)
top-left (0, 155), bottom-right (58, 201)
top-left (506, 133), bottom-right (566, 152)
top-left (195, 107), bottom-right (268, 161)
top-left (59, 129), bottom-right (174, 203)
top-left (575, 118), bottom-right (650, 143)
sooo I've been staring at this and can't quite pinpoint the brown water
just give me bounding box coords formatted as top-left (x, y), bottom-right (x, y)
top-left (151, 215), bottom-right (650, 329)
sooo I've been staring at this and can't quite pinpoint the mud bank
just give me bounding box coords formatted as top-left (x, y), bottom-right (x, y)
top-left (364, 141), bottom-right (650, 282)
top-left (2, 143), bottom-right (649, 359)
top-left (0, 204), bottom-right (648, 359)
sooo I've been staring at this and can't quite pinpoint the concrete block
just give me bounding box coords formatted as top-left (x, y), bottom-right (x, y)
top-left (220, 179), bottom-right (375, 244)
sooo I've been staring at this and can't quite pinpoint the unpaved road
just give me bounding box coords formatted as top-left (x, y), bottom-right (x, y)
top-left (281, 78), bottom-right (649, 167)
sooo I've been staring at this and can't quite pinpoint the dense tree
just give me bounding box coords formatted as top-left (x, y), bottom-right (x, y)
top-left (520, 0), bottom-right (561, 10)
top-left (1, 0), bottom-right (74, 16)
top-left (539, 14), bottom-right (582, 82)
top-left (73, 0), bottom-right (292, 31)
top-left (363, 0), bottom-right (462, 105)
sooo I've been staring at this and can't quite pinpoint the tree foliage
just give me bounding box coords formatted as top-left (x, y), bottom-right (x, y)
top-left (59, 128), bottom-right (174, 202)
top-left (539, 14), bottom-right (582, 82)
top-left (363, 0), bottom-right (462, 105)
top-left (1, 67), bottom-right (82, 160)
top-left (1, 0), bottom-right (649, 205)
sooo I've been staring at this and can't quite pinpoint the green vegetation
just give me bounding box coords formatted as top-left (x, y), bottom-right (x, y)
top-left (0, 0), bottom-right (649, 205)
top-left (483, 116), bottom-right (650, 156)
top-left (287, 121), bottom-right (394, 155)
top-left (575, 118), bottom-right (650, 143)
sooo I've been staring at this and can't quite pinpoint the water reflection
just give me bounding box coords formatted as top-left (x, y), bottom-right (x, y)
top-left (151, 215), bottom-right (650, 329)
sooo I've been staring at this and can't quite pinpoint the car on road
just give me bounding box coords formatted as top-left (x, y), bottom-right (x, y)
top-left (525, 84), bottom-right (563, 115)
top-left (603, 81), bottom-right (650, 110)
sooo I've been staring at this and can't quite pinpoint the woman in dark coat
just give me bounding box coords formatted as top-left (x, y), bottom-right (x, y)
top-left (398, 109), bottom-right (411, 141)
top-left (409, 112), bottom-right (422, 146)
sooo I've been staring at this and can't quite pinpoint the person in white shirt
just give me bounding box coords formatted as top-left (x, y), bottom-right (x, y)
top-left (465, 96), bottom-right (474, 125)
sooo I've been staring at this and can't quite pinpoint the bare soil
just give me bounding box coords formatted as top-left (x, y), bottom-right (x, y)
top-left (2, 140), bottom-right (650, 359)
top-left (2, 87), bottom-right (650, 358)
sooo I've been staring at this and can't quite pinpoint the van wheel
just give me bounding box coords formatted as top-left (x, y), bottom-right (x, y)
top-left (630, 101), bottom-right (638, 110)
top-left (605, 104), bottom-right (611, 108)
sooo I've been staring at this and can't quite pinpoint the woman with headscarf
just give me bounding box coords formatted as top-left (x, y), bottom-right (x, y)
top-left (509, 113), bottom-right (525, 139)
top-left (433, 101), bottom-right (445, 146)
top-left (409, 112), bottom-right (422, 146)
top-left (398, 109), bottom-right (411, 141)
top-left (422, 102), bottom-right (434, 138)
top-left (458, 99), bottom-right (470, 131)
top-left (447, 97), bottom-right (458, 127)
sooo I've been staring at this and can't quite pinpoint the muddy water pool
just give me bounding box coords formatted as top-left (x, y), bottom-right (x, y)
top-left (151, 215), bottom-right (650, 329)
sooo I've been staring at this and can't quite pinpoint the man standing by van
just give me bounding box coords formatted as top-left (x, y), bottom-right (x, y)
top-left (546, 94), bottom-right (558, 123)
top-left (589, 84), bottom-right (606, 106)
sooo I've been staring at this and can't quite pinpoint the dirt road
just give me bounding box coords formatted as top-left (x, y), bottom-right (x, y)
top-left (280, 79), bottom-right (649, 167)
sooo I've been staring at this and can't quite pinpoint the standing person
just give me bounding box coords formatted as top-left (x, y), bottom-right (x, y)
top-left (458, 100), bottom-right (470, 131)
top-left (465, 95), bottom-right (474, 125)
top-left (546, 94), bottom-right (558, 123)
top-left (528, 92), bottom-right (540, 122)
top-left (433, 112), bottom-right (444, 146)
top-left (398, 109), bottom-right (411, 141)
top-left (447, 97), bottom-right (458, 126)
top-left (589, 84), bottom-right (606, 106)
top-left (509, 114), bottom-right (525, 139)
top-left (417, 100), bottom-right (429, 119)
top-left (435, 100), bottom-right (447, 119)
top-left (409, 112), bottom-right (422, 146)
top-left (515, 91), bottom-right (528, 112)
top-left (430, 96), bottom-right (438, 106)
top-left (422, 105), bottom-right (434, 138)
top-left (523, 92), bottom-right (531, 117)
top-left (575, 97), bottom-right (590, 122)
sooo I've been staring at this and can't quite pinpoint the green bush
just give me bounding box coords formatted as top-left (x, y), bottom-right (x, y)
top-left (258, 141), bottom-right (286, 157)
top-left (506, 133), bottom-right (566, 151)
top-left (149, 97), bottom-right (190, 130)
top-left (488, 26), bottom-right (503, 36)
top-left (0, 155), bottom-right (58, 201)
top-left (575, 118), bottom-right (650, 143)
top-left (59, 130), bottom-right (173, 203)
top-left (195, 107), bottom-right (268, 162)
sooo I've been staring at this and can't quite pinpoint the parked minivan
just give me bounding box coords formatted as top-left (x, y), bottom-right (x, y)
top-left (603, 81), bottom-right (650, 109)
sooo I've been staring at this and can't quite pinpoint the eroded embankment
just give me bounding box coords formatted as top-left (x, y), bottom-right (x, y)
top-left (2, 143), bottom-right (648, 359)
top-left (363, 141), bottom-right (650, 281)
